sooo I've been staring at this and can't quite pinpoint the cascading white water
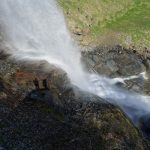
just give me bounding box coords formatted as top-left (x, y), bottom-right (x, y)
top-left (0, 0), bottom-right (150, 122)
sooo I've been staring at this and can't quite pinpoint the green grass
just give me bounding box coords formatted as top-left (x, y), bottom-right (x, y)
top-left (58, 0), bottom-right (150, 49)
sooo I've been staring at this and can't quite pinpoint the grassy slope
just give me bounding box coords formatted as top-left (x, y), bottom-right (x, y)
top-left (58, 0), bottom-right (150, 50)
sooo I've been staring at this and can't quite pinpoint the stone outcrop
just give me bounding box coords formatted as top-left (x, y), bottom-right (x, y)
top-left (0, 48), bottom-right (150, 149)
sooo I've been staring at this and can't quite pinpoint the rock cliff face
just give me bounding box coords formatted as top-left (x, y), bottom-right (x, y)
top-left (82, 46), bottom-right (150, 94)
top-left (0, 47), bottom-right (150, 149)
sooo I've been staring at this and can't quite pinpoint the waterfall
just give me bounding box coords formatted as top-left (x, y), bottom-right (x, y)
top-left (0, 0), bottom-right (150, 123)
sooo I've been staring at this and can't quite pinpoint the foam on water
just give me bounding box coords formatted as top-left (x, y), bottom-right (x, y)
top-left (0, 0), bottom-right (150, 122)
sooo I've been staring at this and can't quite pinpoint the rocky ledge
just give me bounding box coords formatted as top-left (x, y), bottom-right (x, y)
top-left (0, 46), bottom-right (150, 150)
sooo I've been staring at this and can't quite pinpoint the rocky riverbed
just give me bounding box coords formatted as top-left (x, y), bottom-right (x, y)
top-left (82, 45), bottom-right (150, 94)
top-left (0, 46), bottom-right (150, 150)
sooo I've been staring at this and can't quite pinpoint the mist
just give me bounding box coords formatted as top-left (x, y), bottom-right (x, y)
top-left (0, 0), bottom-right (150, 123)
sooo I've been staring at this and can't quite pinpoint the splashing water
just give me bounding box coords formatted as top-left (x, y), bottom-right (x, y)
top-left (0, 0), bottom-right (150, 122)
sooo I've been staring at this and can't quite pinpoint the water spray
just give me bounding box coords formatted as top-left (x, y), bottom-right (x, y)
top-left (0, 0), bottom-right (150, 124)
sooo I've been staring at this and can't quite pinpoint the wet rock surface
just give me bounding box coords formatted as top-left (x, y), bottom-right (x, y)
top-left (82, 46), bottom-right (150, 94)
top-left (83, 46), bottom-right (145, 76)
top-left (0, 47), bottom-right (150, 149)
top-left (0, 89), bottom-right (149, 150)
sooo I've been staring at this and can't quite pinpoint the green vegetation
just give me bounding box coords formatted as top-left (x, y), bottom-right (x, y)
top-left (58, 0), bottom-right (150, 49)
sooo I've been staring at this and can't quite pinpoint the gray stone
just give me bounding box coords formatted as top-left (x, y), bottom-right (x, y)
top-left (86, 58), bottom-right (95, 67)
top-left (106, 59), bottom-right (119, 72)
top-left (92, 55), bottom-right (99, 63)
top-left (0, 146), bottom-right (5, 150)
top-left (131, 85), bottom-right (141, 92)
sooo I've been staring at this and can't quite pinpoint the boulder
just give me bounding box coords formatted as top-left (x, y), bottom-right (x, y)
top-left (0, 48), bottom-right (149, 149)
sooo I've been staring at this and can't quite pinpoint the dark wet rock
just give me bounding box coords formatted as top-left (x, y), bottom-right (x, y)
top-left (139, 114), bottom-right (150, 140)
top-left (82, 46), bottom-right (145, 77)
top-left (26, 89), bottom-right (63, 107)
top-left (0, 146), bottom-right (5, 150)
top-left (0, 48), bottom-right (150, 149)
top-left (0, 81), bottom-right (4, 91)
top-left (0, 89), bottom-right (149, 150)
top-left (92, 55), bottom-right (99, 63)
top-left (86, 57), bottom-right (96, 67)
top-left (94, 64), bottom-right (112, 76)
top-left (131, 85), bottom-right (141, 92)
top-left (142, 59), bottom-right (150, 70)
top-left (82, 46), bottom-right (149, 95)
top-left (106, 59), bottom-right (119, 72)
top-left (0, 74), bottom-right (149, 149)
